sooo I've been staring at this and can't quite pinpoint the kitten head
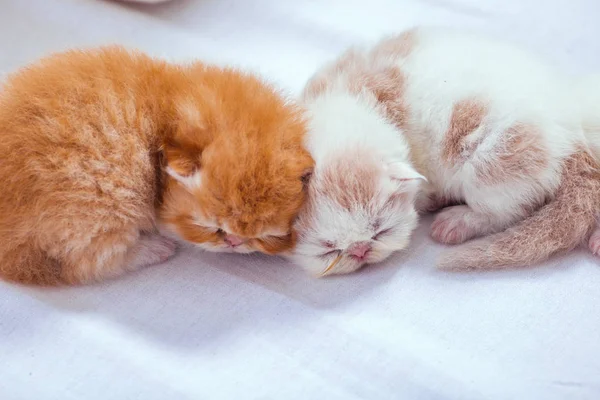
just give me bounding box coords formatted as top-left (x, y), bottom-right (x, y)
top-left (289, 91), bottom-right (423, 276)
top-left (290, 149), bottom-right (423, 276)
top-left (159, 66), bottom-right (314, 254)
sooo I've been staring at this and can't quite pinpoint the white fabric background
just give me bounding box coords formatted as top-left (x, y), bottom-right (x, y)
top-left (1, 1), bottom-right (599, 399)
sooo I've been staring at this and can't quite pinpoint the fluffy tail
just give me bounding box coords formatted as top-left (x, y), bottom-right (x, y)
top-left (438, 150), bottom-right (600, 270)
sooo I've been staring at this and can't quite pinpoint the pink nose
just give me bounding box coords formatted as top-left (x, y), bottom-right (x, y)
top-left (224, 234), bottom-right (245, 247)
top-left (348, 242), bottom-right (371, 259)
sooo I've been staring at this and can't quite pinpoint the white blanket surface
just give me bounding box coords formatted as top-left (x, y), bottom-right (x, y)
top-left (1, 1), bottom-right (599, 399)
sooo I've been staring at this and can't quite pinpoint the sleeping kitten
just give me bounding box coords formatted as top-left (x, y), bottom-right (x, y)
top-left (0, 46), bottom-right (313, 285)
top-left (290, 27), bottom-right (600, 276)
top-left (288, 92), bottom-right (423, 276)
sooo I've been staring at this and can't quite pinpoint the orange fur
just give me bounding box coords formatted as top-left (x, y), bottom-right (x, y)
top-left (476, 123), bottom-right (548, 185)
top-left (367, 67), bottom-right (410, 132)
top-left (442, 98), bottom-right (488, 164)
top-left (318, 149), bottom-right (380, 211)
top-left (303, 42), bottom-right (412, 139)
top-left (0, 46), bottom-right (313, 286)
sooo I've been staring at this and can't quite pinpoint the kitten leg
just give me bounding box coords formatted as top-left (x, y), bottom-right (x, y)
top-left (60, 231), bottom-right (177, 284)
top-left (587, 226), bottom-right (600, 256)
top-left (430, 204), bottom-right (524, 245)
top-left (125, 234), bottom-right (178, 269)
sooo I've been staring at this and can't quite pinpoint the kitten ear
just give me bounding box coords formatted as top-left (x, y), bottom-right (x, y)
top-left (164, 151), bottom-right (202, 189)
top-left (162, 99), bottom-right (208, 189)
top-left (387, 161), bottom-right (427, 196)
top-left (162, 138), bottom-right (203, 190)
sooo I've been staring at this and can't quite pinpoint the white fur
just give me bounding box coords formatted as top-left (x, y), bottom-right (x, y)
top-left (576, 73), bottom-right (600, 156)
top-left (165, 167), bottom-right (203, 190)
top-left (398, 28), bottom-right (581, 209)
top-left (289, 92), bottom-right (423, 276)
top-left (291, 27), bottom-right (592, 276)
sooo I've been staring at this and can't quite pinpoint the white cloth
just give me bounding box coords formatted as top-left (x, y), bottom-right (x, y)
top-left (1, 1), bottom-right (599, 399)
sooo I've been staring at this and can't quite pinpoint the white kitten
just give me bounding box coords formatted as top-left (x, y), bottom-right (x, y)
top-left (288, 92), bottom-right (425, 276)
top-left (291, 27), bottom-right (600, 276)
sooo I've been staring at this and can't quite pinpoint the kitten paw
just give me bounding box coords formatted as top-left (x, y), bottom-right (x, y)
top-left (129, 235), bottom-right (178, 268)
top-left (588, 229), bottom-right (600, 256)
top-left (430, 206), bottom-right (476, 245)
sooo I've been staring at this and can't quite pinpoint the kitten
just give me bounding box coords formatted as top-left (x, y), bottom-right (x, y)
top-left (288, 92), bottom-right (424, 276)
top-left (0, 46), bottom-right (313, 285)
top-left (291, 27), bottom-right (600, 276)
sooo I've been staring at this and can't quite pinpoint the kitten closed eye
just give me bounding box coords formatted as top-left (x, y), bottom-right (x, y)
top-left (320, 249), bottom-right (341, 258)
top-left (372, 228), bottom-right (392, 240)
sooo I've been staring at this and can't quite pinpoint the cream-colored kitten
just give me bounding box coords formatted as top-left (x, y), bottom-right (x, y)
top-left (291, 27), bottom-right (600, 276)
top-left (288, 92), bottom-right (424, 276)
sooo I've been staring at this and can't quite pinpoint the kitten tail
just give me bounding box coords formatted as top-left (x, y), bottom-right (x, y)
top-left (437, 150), bottom-right (600, 270)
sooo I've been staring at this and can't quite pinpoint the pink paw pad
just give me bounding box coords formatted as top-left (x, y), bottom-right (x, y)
top-left (430, 206), bottom-right (476, 245)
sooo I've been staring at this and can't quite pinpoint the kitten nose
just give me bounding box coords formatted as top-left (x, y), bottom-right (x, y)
top-left (347, 242), bottom-right (371, 259)
top-left (224, 234), bottom-right (245, 247)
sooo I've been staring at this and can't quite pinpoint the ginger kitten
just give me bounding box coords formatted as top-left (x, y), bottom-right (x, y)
top-left (0, 46), bottom-right (313, 285)
top-left (291, 27), bottom-right (600, 276)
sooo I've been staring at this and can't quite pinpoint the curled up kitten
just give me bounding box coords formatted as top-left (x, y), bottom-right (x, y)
top-left (0, 46), bottom-right (313, 285)
top-left (290, 27), bottom-right (600, 277)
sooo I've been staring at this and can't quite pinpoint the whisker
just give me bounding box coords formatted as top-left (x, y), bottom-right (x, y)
top-left (320, 253), bottom-right (342, 276)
